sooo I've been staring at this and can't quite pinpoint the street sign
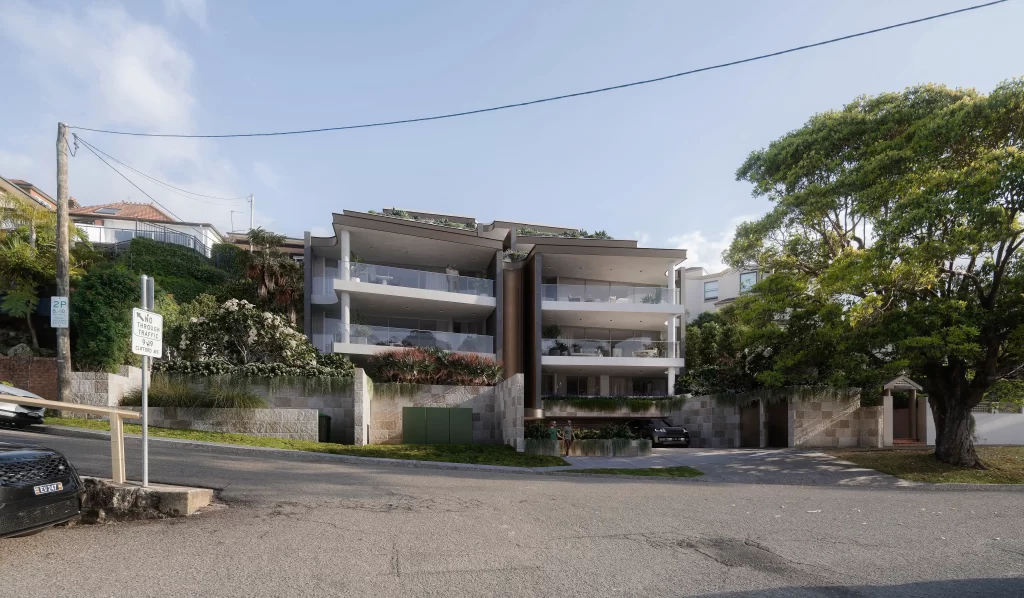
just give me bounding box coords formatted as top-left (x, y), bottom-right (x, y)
top-left (131, 308), bottom-right (163, 358)
top-left (50, 296), bottom-right (69, 328)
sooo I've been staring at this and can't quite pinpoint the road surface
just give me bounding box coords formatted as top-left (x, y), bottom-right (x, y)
top-left (1, 428), bottom-right (1022, 597)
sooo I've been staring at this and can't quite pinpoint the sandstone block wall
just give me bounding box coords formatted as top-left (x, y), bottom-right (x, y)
top-left (495, 374), bottom-right (525, 451)
top-left (369, 383), bottom-right (498, 444)
top-left (664, 398), bottom-right (741, 448)
top-left (147, 407), bottom-right (319, 441)
top-left (790, 395), bottom-right (881, 448)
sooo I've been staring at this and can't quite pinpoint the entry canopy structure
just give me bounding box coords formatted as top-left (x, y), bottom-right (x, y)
top-left (883, 375), bottom-right (923, 392)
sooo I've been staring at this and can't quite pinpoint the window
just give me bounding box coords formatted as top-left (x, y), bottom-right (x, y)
top-left (740, 271), bottom-right (757, 293)
top-left (94, 207), bottom-right (121, 215)
top-left (566, 376), bottom-right (591, 396)
top-left (703, 280), bottom-right (718, 301)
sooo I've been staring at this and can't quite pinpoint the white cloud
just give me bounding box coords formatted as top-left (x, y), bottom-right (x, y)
top-left (0, 1), bottom-right (250, 231)
top-left (668, 215), bottom-right (757, 273)
top-left (309, 226), bottom-right (331, 238)
top-left (252, 161), bottom-right (281, 191)
top-left (164, 0), bottom-right (208, 29)
top-left (633, 230), bottom-right (651, 247)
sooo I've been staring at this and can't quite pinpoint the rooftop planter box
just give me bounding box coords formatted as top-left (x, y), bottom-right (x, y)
top-left (524, 439), bottom-right (652, 457)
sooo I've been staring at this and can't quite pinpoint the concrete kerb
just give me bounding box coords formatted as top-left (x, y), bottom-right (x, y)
top-left (36, 425), bottom-right (1024, 491)
top-left (79, 476), bottom-right (214, 522)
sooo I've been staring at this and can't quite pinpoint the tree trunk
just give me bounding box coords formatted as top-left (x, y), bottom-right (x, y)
top-left (25, 313), bottom-right (39, 349)
top-left (933, 401), bottom-right (979, 467)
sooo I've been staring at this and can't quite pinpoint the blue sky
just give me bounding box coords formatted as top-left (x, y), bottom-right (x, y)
top-left (1, 0), bottom-right (1021, 270)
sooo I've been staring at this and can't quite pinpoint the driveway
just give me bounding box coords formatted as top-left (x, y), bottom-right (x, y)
top-left (1, 428), bottom-right (1023, 597)
top-left (564, 448), bottom-right (914, 487)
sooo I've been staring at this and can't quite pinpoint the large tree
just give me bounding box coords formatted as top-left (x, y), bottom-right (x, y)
top-left (728, 81), bottom-right (1024, 468)
top-left (244, 227), bottom-right (303, 324)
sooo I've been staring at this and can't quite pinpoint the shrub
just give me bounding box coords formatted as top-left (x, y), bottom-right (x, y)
top-left (116, 237), bottom-right (229, 303)
top-left (574, 424), bottom-right (637, 440)
top-left (367, 347), bottom-right (503, 385)
top-left (153, 358), bottom-right (353, 379)
top-left (525, 421), bottom-right (550, 440)
top-left (121, 378), bottom-right (266, 409)
top-left (72, 264), bottom-right (178, 372)
top-left (177, 298), bottom-right (317, 366)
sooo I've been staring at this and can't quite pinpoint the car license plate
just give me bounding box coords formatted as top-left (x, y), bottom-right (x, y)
top-left (33, 482), bottom-right (63, 496)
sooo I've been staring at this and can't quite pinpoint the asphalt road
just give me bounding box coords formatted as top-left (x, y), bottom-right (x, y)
top-left (1, 429), bottom-right (1022, 598)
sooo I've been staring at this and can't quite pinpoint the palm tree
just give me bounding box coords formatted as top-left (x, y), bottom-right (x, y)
top-left (244, 227), bottom-right (303, 324)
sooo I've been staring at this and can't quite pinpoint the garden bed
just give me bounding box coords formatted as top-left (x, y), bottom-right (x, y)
top-left (525, 438), bottom-right (652, 457)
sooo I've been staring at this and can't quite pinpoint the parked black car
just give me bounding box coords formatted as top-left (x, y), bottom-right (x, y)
top-left (627, 418), bottom-right (690, 447)
top-left (1, 442), bottom-right (83, 538)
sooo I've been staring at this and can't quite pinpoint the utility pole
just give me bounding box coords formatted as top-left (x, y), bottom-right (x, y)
top-left (248, 194), bottom-right (254, 250)
top-left (55, 123), bottom-right (71, 401)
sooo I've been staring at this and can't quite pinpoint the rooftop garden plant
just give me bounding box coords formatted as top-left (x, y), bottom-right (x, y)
top-left (516, 227), bottom-right (614, 240)
top-left (373, 208), bottom-right (477, 231)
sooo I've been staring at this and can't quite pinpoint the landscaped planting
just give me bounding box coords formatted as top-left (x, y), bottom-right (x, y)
top-left (542, 395), bottom-right (687, 413)
top-left (120, 378), bottom-right (267, 409)
top-left (367, 347), bottom-right (503, 385)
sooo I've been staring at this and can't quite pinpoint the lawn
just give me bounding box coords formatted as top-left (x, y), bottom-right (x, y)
top-left (828, 447), bottom-right (1024, 484)
top-left (43, 418), bottom-right (569, 468)
top-left (569, 466), bottom-right (704, 478)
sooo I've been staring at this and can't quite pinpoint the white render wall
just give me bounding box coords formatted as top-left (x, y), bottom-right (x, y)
top-left (684, 268), bottom-right (753, 321)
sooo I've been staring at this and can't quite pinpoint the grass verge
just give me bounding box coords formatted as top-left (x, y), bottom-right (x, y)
top-left (828, 447), bottom-right (1024, 484)
top-left (570, 466), bottom-right (704, 478)
top-left (43, 418), bottom-right (568, 468)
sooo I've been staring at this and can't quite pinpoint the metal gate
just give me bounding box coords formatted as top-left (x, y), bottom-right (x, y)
top-left (402, 407), bottom-right (473, 444)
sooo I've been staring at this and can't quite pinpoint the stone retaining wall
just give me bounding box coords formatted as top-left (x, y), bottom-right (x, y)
top-left (524, 439), bottom-right (652, 457)
top-left (369, 383), bottom-right (498, 444)
top-left (790, 394), bottom-right (881, 449)
top-left (66, 366), bottom-right (142, 414)
top-left (664, 398), bottom-right (741, 448)
top-left (147, 407), bottom-right (319, 441)
top-left (495, 375), bottom-right (525, 451)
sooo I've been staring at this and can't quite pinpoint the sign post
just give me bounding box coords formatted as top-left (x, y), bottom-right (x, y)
top-left (131, 275), bottom-right (161, 488)
top-left (50, 296), bottom-right (69, 328)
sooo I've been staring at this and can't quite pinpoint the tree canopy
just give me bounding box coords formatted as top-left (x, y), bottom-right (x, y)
top-left (728, 80), bottom-right (1024, 467)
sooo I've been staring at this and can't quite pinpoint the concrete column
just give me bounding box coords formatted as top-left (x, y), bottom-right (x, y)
top-left (667, 368), bottom-right (676, 396)
top-left (908, 389), bottom-right (918, 441)
top-left (599, 375), bottom-right (610, 396)
top-left (340, 229), bottom-right (351, 281)
top-left (340, 291), bottom-right (351, 344)
top-left (882, 390), bottom-right (893, 447)
top-left (916, 392), bottom-right (929, 443)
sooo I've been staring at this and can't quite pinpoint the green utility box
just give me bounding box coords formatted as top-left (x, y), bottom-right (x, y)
top-left (402, 407), bottom-right (473, 444)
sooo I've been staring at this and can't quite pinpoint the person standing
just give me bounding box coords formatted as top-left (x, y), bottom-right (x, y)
top-left (562, 420), bottom-right (576, 456)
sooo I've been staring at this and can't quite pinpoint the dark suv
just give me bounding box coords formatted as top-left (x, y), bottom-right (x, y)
top-left (1, 442), bottom-right (83, 538)
top-left (627, 418), bottom-right (691, 447)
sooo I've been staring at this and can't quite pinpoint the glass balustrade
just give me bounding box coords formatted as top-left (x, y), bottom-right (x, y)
top-left (347, 263), bottom-right (493, 297)
top-left (336, 325), bottom-right (494, 354)
top-left (541, 338), bottom-right (680, 358)
top-left (541, 284), bottom-right (679, 304)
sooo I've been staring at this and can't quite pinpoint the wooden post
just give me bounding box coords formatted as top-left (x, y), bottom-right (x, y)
top-left (909, 389), bottom-right (918, 441)
top-left (110, 413), bottom-right (126, 484)
top-left (55, 123), bottom-right (71, 401)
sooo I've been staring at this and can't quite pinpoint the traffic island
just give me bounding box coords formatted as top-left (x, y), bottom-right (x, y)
top-left (76, 477), bottom-right (215, 524)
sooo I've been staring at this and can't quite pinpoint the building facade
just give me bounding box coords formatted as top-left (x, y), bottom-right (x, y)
top-left (683, 266), bottom-right (762, 322)
top-left (305, 209), bottom-right (687, 414)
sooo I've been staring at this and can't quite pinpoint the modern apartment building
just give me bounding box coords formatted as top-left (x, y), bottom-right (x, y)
top-left (305, 209), bottom-right (687, 415)
top-left (683, 266), bottom-right (762, 321)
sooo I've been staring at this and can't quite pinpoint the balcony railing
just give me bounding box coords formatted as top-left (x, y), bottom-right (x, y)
top-left (336, 325), bottom-right (494, 354)
top-left (78, 222), bottom-right (211, 257)
top-left (312, 268), bottom-right (338, 296)
top-left (541, 284), bottom-right (679, 305)
top-left (348, 263), bottom-right (493, 297)
top-left (541, 338), bottom-right (679, 358)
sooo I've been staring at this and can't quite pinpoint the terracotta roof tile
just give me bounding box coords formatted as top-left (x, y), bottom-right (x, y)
top-left (70, 201), bottom-right (175, 222)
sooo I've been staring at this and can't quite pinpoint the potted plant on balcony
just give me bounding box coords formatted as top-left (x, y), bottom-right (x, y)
top-left (551, 341), bottom-right (569, 356)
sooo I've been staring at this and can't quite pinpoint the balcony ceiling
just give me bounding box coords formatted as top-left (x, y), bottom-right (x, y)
top-left (542, 309), bottom-right (674, 330)
top-left (339, 225), bottom-right (497, 271)
top-left (540, 253), bottom-right (679, 285)
top-left (349, 291), bottom-right (492, 321)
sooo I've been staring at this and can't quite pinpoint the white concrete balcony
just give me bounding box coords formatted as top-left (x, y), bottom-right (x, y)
top-left (323, 263), bottom-right (496, 313)
top-left (540, 338), bottom-right (684, 371)
top-left (541, 284), bottom-right (683, 317)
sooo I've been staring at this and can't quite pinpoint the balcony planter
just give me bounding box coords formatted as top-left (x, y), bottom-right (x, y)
top-left (524, 438), bottom-right (652, 457)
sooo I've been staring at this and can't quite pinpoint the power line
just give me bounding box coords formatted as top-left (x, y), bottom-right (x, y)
top-left (72, 134), bottom-right (249, 203)
top-left (68, 0), bottom-right (1009, 139)
top-left (74, 138), bottom-right (218, 242)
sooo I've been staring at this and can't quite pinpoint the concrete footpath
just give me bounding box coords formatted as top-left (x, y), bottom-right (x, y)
top-left (21, 424), bottom-right (1024, 491)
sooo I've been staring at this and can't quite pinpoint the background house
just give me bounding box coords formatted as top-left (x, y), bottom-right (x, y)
top-left (684, 266), bottom-right (762, 322)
